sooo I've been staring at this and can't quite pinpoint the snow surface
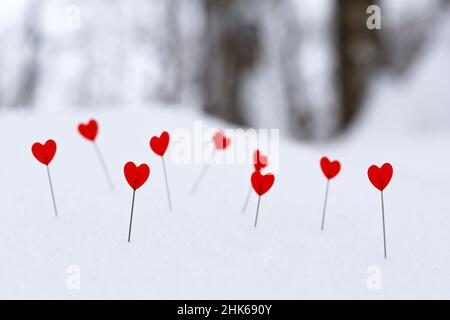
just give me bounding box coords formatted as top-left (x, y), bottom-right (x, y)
top-left (1, 7), bottom-right (450, 301)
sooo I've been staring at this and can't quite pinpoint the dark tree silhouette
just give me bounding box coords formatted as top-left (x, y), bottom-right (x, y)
top-left (336, 0), bottom-right (381, 130)
top-left (14, 0), bottom-right (42, 107)
top-left (202, 0), bottom-right (261, 126)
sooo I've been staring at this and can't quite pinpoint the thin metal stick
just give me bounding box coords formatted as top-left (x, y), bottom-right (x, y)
top-left (381, 191), bottom-right (387, 259)
top-left (254, 196), bottom-right (261, 227)
top-left (162, 156), bottom-right (173, 211)
top-left (128, 190), bottom-right (136, 243)
top-left (46, 166), bottom-right (58, 217)
top-left (242, 185), bottom-right (252, 213)
top-left (321, 180), bottom-right (330, 231)
top-left (190, 149), bottom-right (215, 194)
top-left (93, 142), bottom-right (115, 191)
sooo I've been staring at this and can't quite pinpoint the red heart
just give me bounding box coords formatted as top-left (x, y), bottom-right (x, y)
top-left (124, 162), bottom-right (150, 190)
top-left (251, 171), bottom-right (275, 196)
top-left (213, 131), bottom-right (231, 150)
top-left (320, 156), bottom-right (341, 180)
top-left (253, 149), bottom-right (268, 171)
top-left (150, 131), bottom-right (170, 156)
top-left (32, 140), bottom-right (57, 166)
top-left (368, 163), bottom-right (393, 191)
top-left (78, 119), bottom-right (98, 141)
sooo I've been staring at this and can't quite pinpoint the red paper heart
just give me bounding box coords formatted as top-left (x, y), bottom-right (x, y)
top-left (124, 162), bottom-right (150, 190)
top-left (32, 140), bottom-right (57, 166)
top-left (253, 149), bottom-right (268, 171)
top-left (251, 171), bottom-right (275, 196)
top-left (150, 131), bottom-right (170, 156)
top-left (78, 119), bottom-right (98, 141)
top-left (213, 131), bottom-right (230, 150)
top-left (320, 156), bottom-right (341, 180)
top-left (368, 163), bottom-right (393, 191)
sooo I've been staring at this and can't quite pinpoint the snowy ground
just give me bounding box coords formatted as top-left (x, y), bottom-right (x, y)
top-left (1, 17), bottom-right (450, 302)
top-left (0, 106), bottom-right (449, 300)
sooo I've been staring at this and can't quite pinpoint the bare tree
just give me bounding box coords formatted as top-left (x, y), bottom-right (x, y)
top-left (159, 0), bottom-right (183, 104)
top-left (276, 1), bottom-right (316, 139)
top-left (381, 0), bottom-right (450, 76)
top-left (13, 0), bottom-right (42, 107)
top-left (202, 0), bottom-right (261, 125)
top-left (336, 0), bottom-right (381, 130)
top-left (335, 0), bottom-right (449, 132)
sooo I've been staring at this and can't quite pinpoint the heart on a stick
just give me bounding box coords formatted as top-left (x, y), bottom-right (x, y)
top-left (320, 156), bottom-right (341, 180)
top-left (124, 162), bottom-right (150, 190)
top-left (150, 131), bottom-right (170, 157)
top-left (251, 171), bottom-right (275, 196)
top-left (253, 150), bottom-right (268, 172)
top-left (32, 140), bottom-right (57, 166)
top-left (78, 119), bottom-right (98, 142)
top-left (213, 131), bottom-right (231, 150)
top-left (368, 163), bottom-right (393, 191)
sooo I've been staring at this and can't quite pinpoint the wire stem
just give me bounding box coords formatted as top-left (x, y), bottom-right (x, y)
top-left (46, 166), bottom-right (58, 217)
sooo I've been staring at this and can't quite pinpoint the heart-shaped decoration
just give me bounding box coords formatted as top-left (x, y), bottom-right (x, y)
top-left (32, 140), bottom-right (57, 166)
top-left (78, 119), bottom-right (98, 141)
top-left (124, 162), bottom-right (150, 190)
top-left (320, 156), bottom-right (341, 180)
top-left (253, 149), bottom-right (268, 171)
top-left (213, 131), bottom-right (231, 150)
top-left (251, 171), bottom-right (275, 196)
top-left (150, 131), bottom-right (170, 156)
top-left (368, 163), bottom-right (393, 191)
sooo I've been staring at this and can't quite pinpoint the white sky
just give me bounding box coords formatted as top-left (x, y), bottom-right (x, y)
top-left (0, 0), bottom-right (27, 29)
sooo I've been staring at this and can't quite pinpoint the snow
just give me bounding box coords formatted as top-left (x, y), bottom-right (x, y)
top-left (1, 2), bottom-right (450, 301)
top-left (1, 86), bottom-right (449, 299)
top-left (0, 1), bottom-right (26, 29)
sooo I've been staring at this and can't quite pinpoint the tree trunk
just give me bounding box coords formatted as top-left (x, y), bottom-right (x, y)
top-left (159, 0), bottom-right (183, 104)
top-left (202, 0), bottom-right (261, 126)
top-left (14, 0), bottom-right (42, 107)
top-left (336, 0), bottom-right (381, 130)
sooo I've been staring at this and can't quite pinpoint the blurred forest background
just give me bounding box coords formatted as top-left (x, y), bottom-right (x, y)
top-left (0, 0), bottom-right (449, 140)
